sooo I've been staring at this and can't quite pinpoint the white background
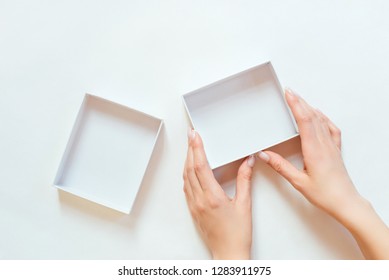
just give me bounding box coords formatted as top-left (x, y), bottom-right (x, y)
top-left (1, 0), bottom-right (388, 259)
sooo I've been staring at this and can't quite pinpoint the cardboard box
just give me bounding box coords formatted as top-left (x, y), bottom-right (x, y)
top-left (183, 61), bottom-right (298, 169)
top-left (54, 94), bottom-right (163, 213)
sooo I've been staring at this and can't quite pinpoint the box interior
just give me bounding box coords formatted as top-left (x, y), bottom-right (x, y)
top-left (183, 62), bottom-right (298, 169)
top-left (54, 95), bottom-right (162, 213)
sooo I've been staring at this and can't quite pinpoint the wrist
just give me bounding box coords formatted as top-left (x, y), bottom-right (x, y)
top-left (333, 194), bottom-right (389, 259)
top-left (212, 248), bottom-right (251, 260)
top-left (213, 253), bottom-right (250, 260)
top-left (333, 193), bottom-right (375, 232)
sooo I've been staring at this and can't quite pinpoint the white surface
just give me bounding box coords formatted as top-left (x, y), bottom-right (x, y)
top-left (54, 94), bottom-right (162, 213)
top-left (1, 0), bottom-right (389, 259)
top-left (183, 62), bottom-right (298, 169)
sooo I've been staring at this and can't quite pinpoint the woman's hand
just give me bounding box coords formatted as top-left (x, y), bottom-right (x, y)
top-left (257, 88), bottom-right (359, 220)
top-left (183, 129), bottom-right (255, 259)
top-left (258, 88), bottom-right (389, 259)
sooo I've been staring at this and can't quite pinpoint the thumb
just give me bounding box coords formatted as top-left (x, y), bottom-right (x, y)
top-left (235, 155), bottom-right (255, 204)
top-left (257, 150), bottom-right (304, 187)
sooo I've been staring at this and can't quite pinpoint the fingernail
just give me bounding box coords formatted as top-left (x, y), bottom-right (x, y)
top-left (257, 151), bottom-right (270, 162)
top-left (285, 87), bottom-right (300, 98)
top-left (247, 154), bottom-right (256, 167)
top-left (187, 127), bottom-right (196, 141)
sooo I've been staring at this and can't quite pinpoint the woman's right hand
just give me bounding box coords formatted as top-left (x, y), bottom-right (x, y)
top-left (257, 88), bottom-right (361, 220)
top-left (258, 88), bottom-right (389, 259)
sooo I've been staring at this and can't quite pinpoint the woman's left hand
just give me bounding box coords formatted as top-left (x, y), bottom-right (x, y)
top-left (183, 129), bottom-right (255, 259)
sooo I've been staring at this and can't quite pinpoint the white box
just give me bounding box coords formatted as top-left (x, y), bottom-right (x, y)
top-left (54, 94), bottom-right (163, 214)
top-left (183, 61), bottom-right (298, 169)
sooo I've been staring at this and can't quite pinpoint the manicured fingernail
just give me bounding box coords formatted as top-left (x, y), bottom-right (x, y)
top-left (285, 87), bottom-right (300, 98)
top-left (257, 151), bottom-right (270, 162)
top-left (187, 127), bottom-right (196, 141)
top-left (247, 154), bottom-right (256, 167)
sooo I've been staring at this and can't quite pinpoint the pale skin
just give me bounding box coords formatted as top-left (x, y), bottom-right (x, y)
top-left (183, 88), bottom-right (389, 260)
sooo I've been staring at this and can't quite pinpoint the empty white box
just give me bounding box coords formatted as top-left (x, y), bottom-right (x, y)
top-left (183, 61), bottom-right (298, 169)
top-left (54, 94), bottom-right (163, 213)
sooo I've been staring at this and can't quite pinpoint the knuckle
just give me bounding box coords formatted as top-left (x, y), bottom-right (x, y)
top-left (192, 137), bottom-right (202, 148)
top-left (194, 161), bottom-right (207, 173)
top-left (299, 111), bottom-right (316, 124)
top-left (183, 171), bottom-right (188, 181)
top-left (195, 202), bottom-right (206, 214)
top-left (185, 164), bottom-right (194, 175)
top-left (318, 114), bottom-right (326, 123)
top-left (293, 182), bottom-right (305, 193)
top-left (272, 160), bottom-right (283, 174)
top-left (292, 177), bottom-right (304, 191)
top-left (207, 196), bottom-right (221, 209)
top-left (300, 114), bottom-right (313, 124)
top-left (239, 169), bottom-right (252, 181)
top-left (291, 175), bottom-right (308, 193)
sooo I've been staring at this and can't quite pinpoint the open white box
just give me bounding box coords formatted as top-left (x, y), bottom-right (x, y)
top-left (183, 61), bottom-right (298, 169)
top-left (54, 94), bottom-right (163, 214)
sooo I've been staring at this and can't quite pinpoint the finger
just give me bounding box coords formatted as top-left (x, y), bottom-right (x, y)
top-left (298, 99), bottom-right (334, 141)
top-left (183, 130), bottom-right (195, 200)
top-left (183, 179), bottom-right (194, 210)
top-left (294, 96), bottom-right (332, 138)
top-left (235, 155), bottom-right (255, 204)
top-left (191, 130), bottom-right (222, 193)
top-left (185, 137), bottom-right (203, 197)
top-left (284, 88), bottom-right (317, 140)
top-left (257, 150), bottom-right (306, 189)
top-left (285, 88), bottom-right (332, 158)
top-left (316, 109), bottom-right (342, 150)
top-left (183, 168), bottom-right (194, 202)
